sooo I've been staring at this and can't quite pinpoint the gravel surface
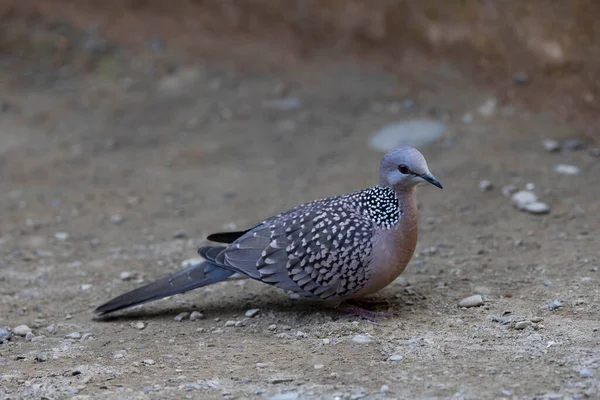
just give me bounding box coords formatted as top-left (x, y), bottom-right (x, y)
top-left (0, 12), bottom-right (599, 400)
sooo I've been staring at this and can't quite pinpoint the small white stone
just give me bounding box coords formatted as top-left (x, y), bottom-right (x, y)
top-left (245, 309), bottom-right (260, 318)
top-left (25, 332), bottom-right (35, 341)
top-left (380, 385), bottom-right (390, 393)
top-left (554, 164), bottom-right (580, 175)
top-left (478, 180), bottom-right (494, 192)
top-left (189, 311), bottom-right (204, 321)
top-left (477, 98), bottom-right (497, 117)
top-left (351, 334), bottom-right (374, 344)
top-left (110, 214), bottom-right (124, 224)
top-left (525, 182), bottom-right (536, 190)
top-left (174, 312), bottom-right (190, 322)
top-left (81, 283), bottom-right (93, 291)
top-left (288, 293), bottom-right (300, 300)
top-left (523, 201), bottom-right (551, 215)
top-left (119, 271), bottom-right (136, 281)
top-left (512, 190), bottom-right (537, 208)
top-left (65, 331), bottom-right (81, 340)
top-left (514, 321), bottom-right (532, 330)
top-left (13, 325), bottom-right (32, 336)
top-left (141, 359), bottom-right (155, 365)
top-left (225, 320), bottom-right (236, 327)
top-left (543, 139), bottom-right (561, 152)
top-left (54, 232), bottom-right (69, 241)
top-left (268, 324), bottom-right (277, 331)
top-left (132, 321), bottom-right (145, 330)
top-left (313, 364), bottom-right (324, 369)
top-left (458, 294), bottom-right (484, 308)
top-left (388, 354), bottom-right (403, 361)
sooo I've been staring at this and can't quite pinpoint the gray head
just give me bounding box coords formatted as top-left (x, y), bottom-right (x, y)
top-left (379, 145), bottom-right (443, 190)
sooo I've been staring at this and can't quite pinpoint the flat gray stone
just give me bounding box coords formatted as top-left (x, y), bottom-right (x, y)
top-left (369, 120), bottom-right (445, 152)
top-left (458, 294), bottom-right (484, 308)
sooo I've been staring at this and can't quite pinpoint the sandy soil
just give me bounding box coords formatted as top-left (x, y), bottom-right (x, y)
top-left (1, 9), bottom-right (599, 400)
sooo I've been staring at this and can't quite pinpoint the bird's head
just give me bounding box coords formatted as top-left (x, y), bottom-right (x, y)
top-left (379, 145), bottom-right (443, 191)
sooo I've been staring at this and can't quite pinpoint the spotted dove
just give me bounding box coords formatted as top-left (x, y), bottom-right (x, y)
top-left (95, 145), bottom-right (442, 318)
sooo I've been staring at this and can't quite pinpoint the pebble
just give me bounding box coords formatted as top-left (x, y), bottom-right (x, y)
top-left (119, 271), bottom-right (136, 281)
top-left (245, 309), bottom-right (260, 318)
top-left (512, 190), bottom-right (537, 207)
top-left (380, 384), bottom-right (390, 393)
top-left (351, 334), bottom-right (374, 344)
top-left (477, 98), bottom-right (497, 117)
top-left (268, 324), bottom-right (277, 331)
top-left (388, 354), bottom-right (403, 361)
top-left (81, 283), bottom-right (93, 291)
top-left (45, 324), bottom-right (57, 334)
top-left (579, 368), bottom-right (593, 378)
top-left (13, 325), bottom-right (32, 337)
top-left (543, 280), bottom-right (552, 287)
top-left (513, 72), bottom-right (529, 85)
top-left (35, 353), bottom-right (48, 362)
top-left (458, 294), bottom-right (484, 308)
top-left (548, 300), bottom-right (564, 310)
top-left (0, 328), bottom-right (12, 343)
top-left (514, 321), bottom-right (532, 330)
top-left (478, 180), bottom-right (494, 192)
top-left (174, 312), bottom-right (190, 322)
top-left (512, 191), bottom-right (551, 214)
top-left (189, 311), bottom-right (204, 321)
top-left (132, 321), bottom-right (145, 330)
top-left (54, 232), bottom-right (69, 241)
top-left (369, 120), bottom-right (445, 152)
top-left (554, 164), bottom-right (580, 175)
top-left (25, 332), bottom-right (35, 341)
top-left (225, 320), bottom-right (236, 327)
top-left (313, 364), bottom-right (324, 369)
top-left (142, 359), bottom-right (155, 365)
top-left (564, 139), bottom-right (585, 151)
top-left (65, 331), bottom-right (82, 340)
top-left (295, 331), bottom-right (308, 339)
top-left (523, 202), bottom-right (551, 215)
top-left (172, 230), bottom-right (187, 239)
top-left (110, 214), bottom-right (124, 224)
top-left (543, 139), bottom-right (561, 152)
top-left (288, 293), bottom-right (301, 300)
top-left (525, 182), bottom-right (535, 190)
top-left (589, 147), bottom-right (600, 157)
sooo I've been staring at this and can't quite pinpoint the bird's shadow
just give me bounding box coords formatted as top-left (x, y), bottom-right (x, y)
top-left (92, 291), bottom-right (427, 324)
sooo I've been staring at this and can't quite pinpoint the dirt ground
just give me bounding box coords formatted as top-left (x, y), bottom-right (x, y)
top-left (1, 5), bottom-right (600, 400)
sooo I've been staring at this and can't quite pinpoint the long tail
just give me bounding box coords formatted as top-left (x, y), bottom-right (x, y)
top-left (94, 262), bottom-right (237, 316)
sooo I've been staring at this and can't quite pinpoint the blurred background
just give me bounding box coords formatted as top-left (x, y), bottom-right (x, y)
top-left (1, 1), bottom-right (599, 399)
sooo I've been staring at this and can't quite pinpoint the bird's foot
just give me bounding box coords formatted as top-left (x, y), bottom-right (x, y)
top-left (335, 302), bottom-right (396, 323)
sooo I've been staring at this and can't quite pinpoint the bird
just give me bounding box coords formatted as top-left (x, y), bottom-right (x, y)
top-left (95, 145), bottom-right (442, 319)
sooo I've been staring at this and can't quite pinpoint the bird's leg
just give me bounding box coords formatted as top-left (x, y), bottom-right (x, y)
top-left (334, 301), bottom-right (396, 323)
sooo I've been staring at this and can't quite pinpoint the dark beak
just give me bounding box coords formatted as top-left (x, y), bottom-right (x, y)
top-left (421, 173), bottom-right (443, 189)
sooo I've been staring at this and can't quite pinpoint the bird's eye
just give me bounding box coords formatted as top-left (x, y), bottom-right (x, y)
top-left (398, 164), bottom-right (410, 174)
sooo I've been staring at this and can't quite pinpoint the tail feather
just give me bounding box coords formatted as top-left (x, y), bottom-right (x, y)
top-left (94, 262), bottom-right (237, 316)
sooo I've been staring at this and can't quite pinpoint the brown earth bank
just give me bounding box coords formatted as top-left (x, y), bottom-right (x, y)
top-left (0, 0), bottom-right (599, 141)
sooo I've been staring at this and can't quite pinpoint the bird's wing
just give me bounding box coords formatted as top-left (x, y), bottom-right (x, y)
top-left (204, 206), bottom-right (376, 300)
